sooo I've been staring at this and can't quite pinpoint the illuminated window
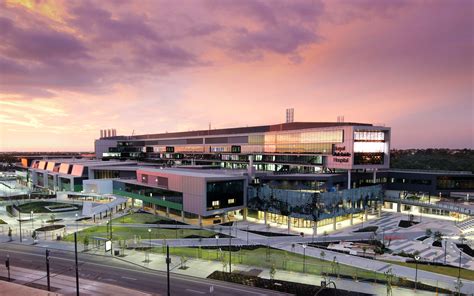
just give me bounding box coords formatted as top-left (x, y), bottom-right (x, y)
top-left (228, 198), bottom-right (235, 204)
top-left (212, 200), bottom-right (220, 207)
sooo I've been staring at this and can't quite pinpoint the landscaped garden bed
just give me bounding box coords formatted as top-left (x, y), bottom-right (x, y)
top-left (246, 229), bottom-right (297, 237)
top-left (416, 235), bottom-right (429, 241)
top-left (207, 271), bottom-right (370, 296)
top-left (15, 201), bottom-right (82, 213)
top-left (46, 218), bottom-right (63, 223)
top-left (62, 225), bottom-right (217, 242)
top-left (35, 225), bottom-right (65, 232)
top-left (457, 244), bottom-right (474, 257)
top-left (398, 220), bottom-right (419, 228)
top-left (432, 240), bottom-right (442, 247)
top-left (353, 226), bottom-right (378, 233)
top-left (113, 212), bottom-right (187, 225)
top-left (0, 219), bottom-right (7, 224)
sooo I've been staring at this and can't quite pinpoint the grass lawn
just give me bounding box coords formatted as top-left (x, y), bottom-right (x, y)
top-left (158, 246), bottom-right (386, 282)
top-left (63, 225), bottom-right (216, 242)
top-left (17, 201), bottom-right (81, 213)
top-left (382, 260), bottom-right (474, 281)
top-left (112, 213), bottom-right (174, 224)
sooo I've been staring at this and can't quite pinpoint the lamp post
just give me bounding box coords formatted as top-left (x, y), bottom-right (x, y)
top-left (75, 213), bottom-right (78, 232)
top-left (302, 243), bottom-right (307, 273)
top-left (147, 228), bottom-right (152, 262)
top-left (414, 255), bottom-right (420, 290)
top-left (215, 234), bottom-right (219, 259)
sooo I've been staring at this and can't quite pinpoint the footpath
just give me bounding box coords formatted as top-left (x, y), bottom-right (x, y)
top-left (0, 235), bottom-right (449, 296)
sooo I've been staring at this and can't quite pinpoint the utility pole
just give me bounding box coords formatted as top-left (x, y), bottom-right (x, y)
top-left (166, 245), bottom-right (171, 296)
top-left (46, 249), bottom-right (51, 291)
top-left (74, 232), bottom-right (80, 296)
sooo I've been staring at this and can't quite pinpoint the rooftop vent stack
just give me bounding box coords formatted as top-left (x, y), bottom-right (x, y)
top-left (107, 129), bottom-right (111, 137)
top-left (100, 130), bottom-right (103, 138)
top-left (286, 108), bottom-right (294, 123)
top-left (112, 129), bottom-right (116, 136)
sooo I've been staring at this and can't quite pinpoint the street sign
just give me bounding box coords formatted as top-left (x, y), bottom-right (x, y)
top-left (105, 240), bottom-right (112, 252)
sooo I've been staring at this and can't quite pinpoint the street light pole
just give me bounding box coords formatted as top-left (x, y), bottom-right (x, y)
top-left (31, 210), bottom-right (34, 229)
top-left (46, 249), bottom-right (51, 291)
top-left (75, 213), bottom-right (78, 232)
top-left (166, 245), bottom-right (171, 296)
top-left (414, 255), bottom-right (420, 290)
top-left (458, 249), bottom-right (463, 281)
top-left (74, 232), bottom-right (80, 296)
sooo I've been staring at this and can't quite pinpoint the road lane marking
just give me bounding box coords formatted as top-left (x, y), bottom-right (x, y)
top-left (0, 247), bottom-right (273, 295)
top-left (186, 289), bottom-right (205, 294)
top-left (121, 276), bottom-right (137, 281)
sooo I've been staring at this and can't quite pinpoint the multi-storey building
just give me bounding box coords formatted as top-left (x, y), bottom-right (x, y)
top-left (95, 122), bottom-right (391, 179)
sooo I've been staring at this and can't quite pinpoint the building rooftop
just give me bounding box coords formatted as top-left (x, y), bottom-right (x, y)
top-left (102, 122), bottom-right (374, 140)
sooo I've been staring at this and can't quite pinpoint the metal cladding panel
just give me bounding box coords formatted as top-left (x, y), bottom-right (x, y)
top-left (46, 162), bottom-right (56, 171)
top-left (38, 161), bottom-right (47, 170)
top-left (59, 163), bottom-right (70, 174)
top-left (182, 176), bottom-right (206, 214)
top-left (71, 165), bottom-right (84, 177)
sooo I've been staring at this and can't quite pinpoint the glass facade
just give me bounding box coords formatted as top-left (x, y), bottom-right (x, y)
top-left (206, 180), bottom-right (244, 210)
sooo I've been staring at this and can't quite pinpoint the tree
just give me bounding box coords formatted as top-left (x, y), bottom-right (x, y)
top-left (119, 239), bottom-right (126, 256)
top-left (83, 236), bottom-right (89, 251)
top-left (331, 256), bottom-right (337, 274)
top-left (270, 263), bottom-right (276, 280)
top-left (320, 250), bottom-right (326, 261)
top-left (384, 267), bottom-right (394, 296)
top-left (362, 246), bottom-right (368, 258)
top-left (50, 214), bottom-right (56, 224)
top-left (425, 228), bottom-right (432, 237)
top-left (220, 252), bottom-right (227, 272)
top-left (433, 231), bottom-right (443, 244)
top-left (180, 256), bottom-right (187, 269)
top-left (455, 278), bottom-right (463, 295)
top-left (31, 230), bottom-right (37, 244)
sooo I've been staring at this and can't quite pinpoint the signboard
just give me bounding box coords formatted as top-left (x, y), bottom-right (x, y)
top-left (105, 240), bottom-right (112, 252)
top-left (332, 145), bottom-right (351, 163)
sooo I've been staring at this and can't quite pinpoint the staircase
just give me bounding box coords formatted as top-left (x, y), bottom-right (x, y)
top-left (457, 217), bottom-right (474, 232)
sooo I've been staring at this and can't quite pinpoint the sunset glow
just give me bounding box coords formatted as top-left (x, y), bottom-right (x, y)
top-left (0, 0), bottom-right (472, 151)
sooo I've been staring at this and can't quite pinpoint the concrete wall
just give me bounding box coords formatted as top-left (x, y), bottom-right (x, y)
top-left (83, 179), bottom-right (113, 194)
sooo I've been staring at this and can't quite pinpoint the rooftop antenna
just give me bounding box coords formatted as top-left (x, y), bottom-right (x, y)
top-left (286, 108), bottom-right (294, 123)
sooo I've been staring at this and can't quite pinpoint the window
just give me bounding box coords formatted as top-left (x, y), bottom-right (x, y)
top-left (228, 198), bottom-right (235, 204)
top-left (212, 200), bottom-right (220, 207)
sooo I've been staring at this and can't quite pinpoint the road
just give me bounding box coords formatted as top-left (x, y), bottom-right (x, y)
top-left (0, 243), bottom-right (289, 296)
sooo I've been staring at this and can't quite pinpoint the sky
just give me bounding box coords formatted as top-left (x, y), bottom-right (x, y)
top-left (0, 0), bottom-right (473, 152)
